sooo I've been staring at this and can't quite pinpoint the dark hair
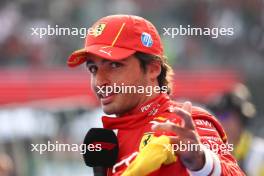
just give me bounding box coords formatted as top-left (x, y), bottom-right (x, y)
top-left (207, 84), bottom-right (256, 127)
top-left (134, 52), bottom-right (174, 94)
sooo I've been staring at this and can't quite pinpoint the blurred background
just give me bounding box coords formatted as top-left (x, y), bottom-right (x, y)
top-left (0, 0), bottom-right (263, 175)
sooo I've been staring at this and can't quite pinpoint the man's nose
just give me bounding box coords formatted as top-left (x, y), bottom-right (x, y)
top-left (94, 69), bottom-right (110, 87)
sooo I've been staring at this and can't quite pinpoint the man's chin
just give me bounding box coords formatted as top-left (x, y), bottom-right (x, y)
top-left (101, 103), bottom-right (117, 115)
top-left (101, 102), bottom-right (129, 116)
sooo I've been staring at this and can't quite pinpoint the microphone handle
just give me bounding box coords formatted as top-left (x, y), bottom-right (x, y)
top-left (93, 167), bottom-right (107, 176)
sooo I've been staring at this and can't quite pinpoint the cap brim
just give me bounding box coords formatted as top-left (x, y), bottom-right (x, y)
top-left (67, 45), bottom-right (136, 67)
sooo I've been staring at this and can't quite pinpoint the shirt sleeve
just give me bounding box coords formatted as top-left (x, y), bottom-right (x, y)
top-left (193, 117), bottom-right (246, 176)
top-left (122, 135), bottom-right (176, 176)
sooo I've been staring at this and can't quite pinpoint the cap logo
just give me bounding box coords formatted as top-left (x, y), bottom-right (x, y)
top-left (99, 48), bottom-right (112, 57)
top-left (141, 32), bottom-right (153, 47)
top-left (93, 23), bottom-right (106, 37)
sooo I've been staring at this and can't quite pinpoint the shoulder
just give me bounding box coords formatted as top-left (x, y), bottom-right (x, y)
top-left (191, 105), bottom-right (227, 143)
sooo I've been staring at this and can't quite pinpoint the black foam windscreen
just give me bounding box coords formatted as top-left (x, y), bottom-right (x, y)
top-left (83, 128), bottom-right (119, 167)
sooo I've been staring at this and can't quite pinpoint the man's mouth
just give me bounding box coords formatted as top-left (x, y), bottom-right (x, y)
top-left (98, 93), bottom-right (115, 105)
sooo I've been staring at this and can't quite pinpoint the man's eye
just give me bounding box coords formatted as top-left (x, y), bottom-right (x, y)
top-left (88, 65), bottom-right (97, 74)
top-left (110, 62), bottom-right (122, 68)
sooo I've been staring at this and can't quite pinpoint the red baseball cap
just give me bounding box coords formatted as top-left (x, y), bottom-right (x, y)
top-left (67, 14), bottom-right (164, 67)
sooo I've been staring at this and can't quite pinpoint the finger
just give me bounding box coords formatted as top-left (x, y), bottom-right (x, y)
top-left (169, 136), bottom-right (202, 152)
top-left (168, 137), bottom-right (193, 155)
top-left (173, 106), bottom-right (195, 130)
top-left (169, 136), bottom-right (181, 145)
top-left (169, 136), bottom-right (198, 147)
top-left (168, 136), bottom-right (180, 155)
top-left (182, 101), bottom-right (192, 114)
top-left (151, 122), bottom-right (193, 138)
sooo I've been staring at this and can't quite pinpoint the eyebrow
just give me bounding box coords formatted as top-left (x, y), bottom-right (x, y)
top-left (86, 60), bottom-right (95, 65)
top-left (86, 59), bottom-right (125, 66)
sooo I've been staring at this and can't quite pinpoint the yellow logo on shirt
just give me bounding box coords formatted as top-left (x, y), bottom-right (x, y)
top-left (154, 116), bottom-right (167, 122)
top-left (139, 133), bottom-right (156, 150)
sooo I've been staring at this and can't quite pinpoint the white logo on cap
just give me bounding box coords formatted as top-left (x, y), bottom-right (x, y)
top-left (99, 49), bottom-right (112, 56)
top-left (141, 32), bottom-right (153, 47)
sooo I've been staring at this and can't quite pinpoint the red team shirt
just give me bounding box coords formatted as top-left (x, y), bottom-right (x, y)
top-left (102, 93), bottom-right (245, 176)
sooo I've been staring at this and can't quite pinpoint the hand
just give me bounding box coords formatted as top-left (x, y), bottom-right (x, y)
top-left (151, 101), bottom-right (205, 171)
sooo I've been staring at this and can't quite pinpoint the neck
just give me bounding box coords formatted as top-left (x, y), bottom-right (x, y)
top-left (139, 92), bottom-right (161, 106)
top-left (137, 81), bottom-right (162, 108)
top-left (116, 92), bottom-right (161, 117)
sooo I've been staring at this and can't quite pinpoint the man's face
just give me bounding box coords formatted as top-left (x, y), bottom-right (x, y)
top-left (86, 54), bottom-right (149, 115)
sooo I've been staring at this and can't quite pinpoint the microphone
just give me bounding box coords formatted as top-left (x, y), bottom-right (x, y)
top-left (82, 128), bottom-right (119, 167)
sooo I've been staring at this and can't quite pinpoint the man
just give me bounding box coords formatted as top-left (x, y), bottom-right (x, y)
top-left (68, 15), bottom-right (244, 175)
top-left (207, 83), bottom-right (264, 176)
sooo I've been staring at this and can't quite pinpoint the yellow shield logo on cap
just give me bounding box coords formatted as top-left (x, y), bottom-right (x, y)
top-left (93, 23), bottom-right (106, 37)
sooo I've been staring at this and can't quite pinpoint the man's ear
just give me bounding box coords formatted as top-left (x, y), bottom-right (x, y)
top-left (147, 60), bottom-right (161, 81)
